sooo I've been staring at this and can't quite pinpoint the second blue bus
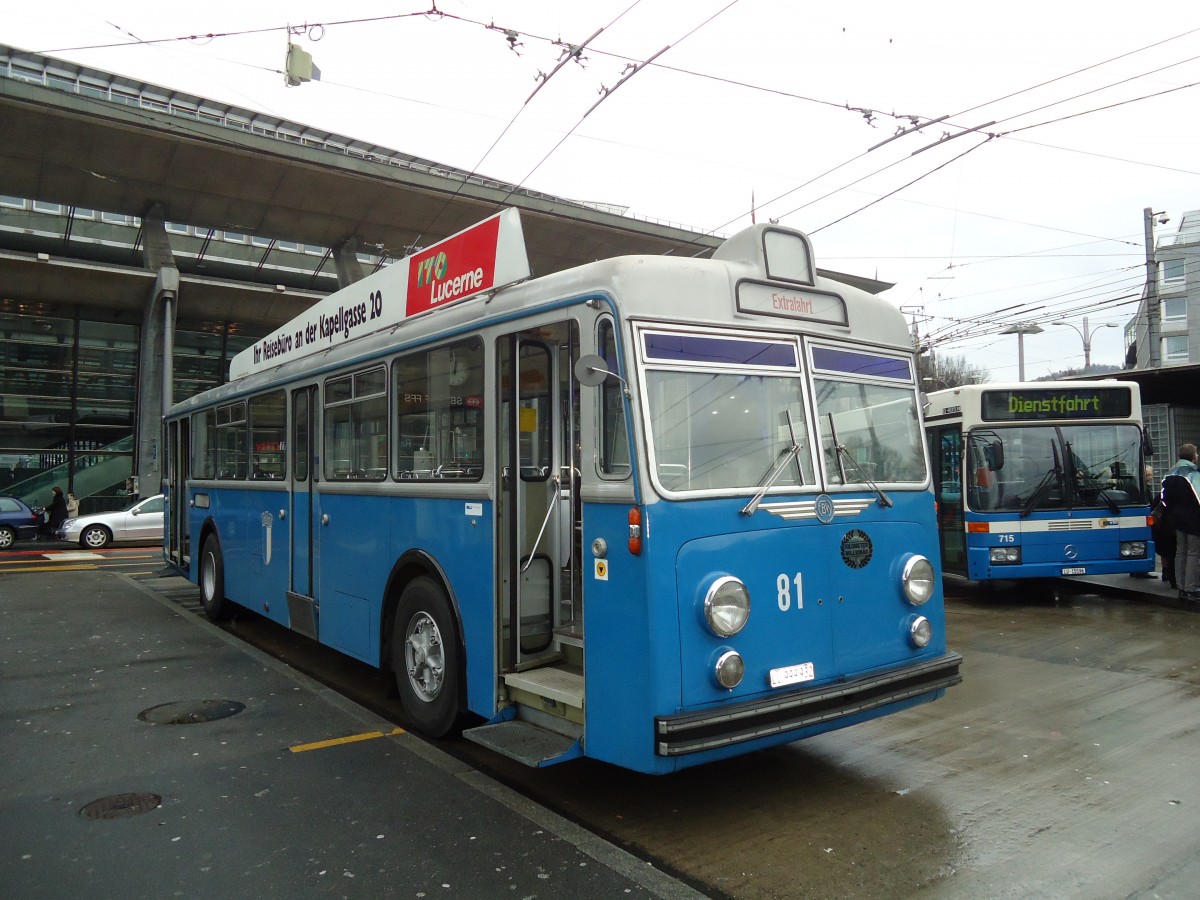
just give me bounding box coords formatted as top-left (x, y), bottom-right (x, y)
top-left (925, 380), bottom-right (1154, 581)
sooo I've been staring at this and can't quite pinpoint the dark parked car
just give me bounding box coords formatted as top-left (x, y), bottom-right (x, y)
top-left (0, 494), bottom-right (42, 549)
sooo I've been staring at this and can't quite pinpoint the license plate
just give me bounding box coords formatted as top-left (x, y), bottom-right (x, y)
top-left (769, 661), bottom-right (815, 688)
top-left (1061, 566), bottom-right (1087, 576)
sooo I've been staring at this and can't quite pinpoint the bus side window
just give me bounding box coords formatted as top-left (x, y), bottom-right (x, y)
top-left (323, 367), bottom-right (387, 481)
top-left (394, 341), bottom-right (484, 482)
top-left (215, 401), bottom-right (247, 480)
top-left (249, 390), bottom-right (286, 479)
top-left (596, 318), bottom-right (630, 479)
top-left (192, 408), bottom-right (216, 479)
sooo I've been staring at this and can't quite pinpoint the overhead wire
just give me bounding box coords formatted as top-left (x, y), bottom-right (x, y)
top-left (415, 2), bottom-right (641, 240)
top-left (485, 0), bottom-right (744, 217)
top-left (33, 4), bottom-right (1198, 362)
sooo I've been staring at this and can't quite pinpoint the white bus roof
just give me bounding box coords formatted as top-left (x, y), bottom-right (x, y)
top-left (173, 213), bottom-right (910, 414)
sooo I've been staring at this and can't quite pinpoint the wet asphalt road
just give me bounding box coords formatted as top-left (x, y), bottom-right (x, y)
top-left (456, 583), bottom-right (1200, 899)
top-left (11, 555), bottom-right (1200, 899)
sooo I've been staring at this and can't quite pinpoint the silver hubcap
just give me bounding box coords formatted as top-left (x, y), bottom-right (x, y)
top-left (201, 552), bottom-right (215, 601)
top-left (404, 612), bottom-right (444, 702)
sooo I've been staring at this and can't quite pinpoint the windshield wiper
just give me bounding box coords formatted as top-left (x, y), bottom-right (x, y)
top-left (1065, 443), bottom-right (1121, 514)
top-left (1020, 468), bottom-right (1061, 517)
top-left (834, 443), bottom-right (893, 508)
top-left (1021, 443), bottom-right (1063, 518)
top-left (1093, 485), bottom-right (1121, 514)
top-left (741, 411), bottom-right (804, 516)
top-left (826, 413), bottom-right (892, 508)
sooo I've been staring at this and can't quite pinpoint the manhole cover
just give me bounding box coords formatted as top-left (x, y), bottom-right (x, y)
top-left (80, 792), bottom-right (162, 820)
top-left (138, 699), bottom-right (246, 725)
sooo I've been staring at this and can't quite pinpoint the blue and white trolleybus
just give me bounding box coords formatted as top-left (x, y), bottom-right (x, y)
top-left (162, 210), bottom-right (961, 774)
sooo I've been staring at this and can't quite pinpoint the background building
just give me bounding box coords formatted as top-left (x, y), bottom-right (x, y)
top-left (1126, 210), bottom-right (1200, 370)
top-left (1120, 211), bottom-right (1200, 476)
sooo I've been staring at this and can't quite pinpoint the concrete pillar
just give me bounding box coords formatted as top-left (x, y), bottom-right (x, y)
top-left (333, 236), bottom-right (366, 288)
top-left (136, 211), bottom-right (179, 497)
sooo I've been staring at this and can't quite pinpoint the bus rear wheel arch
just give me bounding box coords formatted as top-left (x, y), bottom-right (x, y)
top-left (391, 575), bottom-right (462, 737)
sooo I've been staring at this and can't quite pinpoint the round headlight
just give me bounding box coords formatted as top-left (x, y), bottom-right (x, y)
top-left (714, 650), bottom-right (745, 689)
top-left (909, 615), bottom-right (932, 648)
top-left (902, 555), bottom-right (936, 606)
top-left (704, 577), bottom-right (750, 637)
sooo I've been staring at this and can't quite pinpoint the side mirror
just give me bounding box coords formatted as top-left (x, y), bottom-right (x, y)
top-left (990, 440), bottom-right (1005, 472)
top-left (574, 354), bottom-right (615, 387)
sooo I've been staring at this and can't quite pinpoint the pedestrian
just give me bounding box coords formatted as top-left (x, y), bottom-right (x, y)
top-left (1160, 444), bottom-right (1200, 602)
top-left (1151, 485), bottom-right (1177, 587)
top-left (44, 486), bottom-right (68, 540)
top-left (66, 491), bottom-right (79, 518)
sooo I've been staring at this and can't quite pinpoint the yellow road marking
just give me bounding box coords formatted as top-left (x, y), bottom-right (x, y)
top-left (0, 564), bottom-right (99, 573)
top-left (289, 727), bottom-right (406, 753)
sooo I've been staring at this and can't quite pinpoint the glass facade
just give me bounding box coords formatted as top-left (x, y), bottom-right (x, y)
top-left (0, 304), bottom-right (259, 513)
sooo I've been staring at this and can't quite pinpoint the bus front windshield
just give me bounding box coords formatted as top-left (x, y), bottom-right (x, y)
top-left (968, 423), bottom-right (1147, 513)
top-left (814, 379), bottom-right (927, 486)
top-left (644, 370), bottom-right (814, 492)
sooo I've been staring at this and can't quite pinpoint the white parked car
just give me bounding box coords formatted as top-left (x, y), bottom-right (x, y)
top-left (58, 494), bottom-right (165, 548)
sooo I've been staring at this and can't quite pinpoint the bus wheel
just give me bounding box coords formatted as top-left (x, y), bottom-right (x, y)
top-left (392, 576), bottom-right (460, 737)
top-left (199, 534), bottom-right (231, 622)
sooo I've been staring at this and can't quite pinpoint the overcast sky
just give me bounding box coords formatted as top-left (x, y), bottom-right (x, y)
top-left (7, 1), bottom-right (1199, 381)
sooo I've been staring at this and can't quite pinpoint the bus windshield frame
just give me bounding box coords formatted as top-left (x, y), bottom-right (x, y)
top-left (638, 327), bottom-right (928, 496)
top-left (968, 422), bottom-right (1149, 513)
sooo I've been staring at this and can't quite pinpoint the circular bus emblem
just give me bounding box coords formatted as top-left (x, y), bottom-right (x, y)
top-left (814, 494), bottom-right (836, 524)
top-left (841, 529), bottom-right (873, 569)
top-left (1064, 544), bottom-right (1078, 560)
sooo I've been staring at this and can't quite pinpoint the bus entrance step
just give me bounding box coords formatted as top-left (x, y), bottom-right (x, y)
top-left (462, 720), bottom-right (581, 768)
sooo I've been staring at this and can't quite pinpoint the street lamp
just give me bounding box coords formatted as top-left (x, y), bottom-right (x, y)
top-left (1000, 322), bottom-right (1044, 382)
top-left (1050, 316), bottom-right (1118, 368)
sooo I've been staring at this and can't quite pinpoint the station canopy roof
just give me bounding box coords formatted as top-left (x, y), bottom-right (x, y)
top-left (0, 44), bottom-right (890, 328)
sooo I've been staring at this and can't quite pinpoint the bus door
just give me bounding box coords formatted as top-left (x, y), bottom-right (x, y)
top-left (497, 322), bottom-right (580, 673)
top-left (930, 424), bottom-right (966, 576)
top-left (287, 385), bottom-right (319, 639)
top-left (165, 417), bottom-right (189, 569)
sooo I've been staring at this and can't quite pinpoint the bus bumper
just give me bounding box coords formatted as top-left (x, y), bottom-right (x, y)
top-left (654, 651), bottom-right (963, 757)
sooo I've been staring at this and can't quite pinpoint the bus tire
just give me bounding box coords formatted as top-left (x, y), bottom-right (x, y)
top-left (199, 534), bottom-right (231, 622)
top-left (392, 576), bottom-right (460, 737)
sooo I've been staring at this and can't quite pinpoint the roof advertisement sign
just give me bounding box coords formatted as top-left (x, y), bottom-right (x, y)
top-left (230, 209), bottom-right (529, 379)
